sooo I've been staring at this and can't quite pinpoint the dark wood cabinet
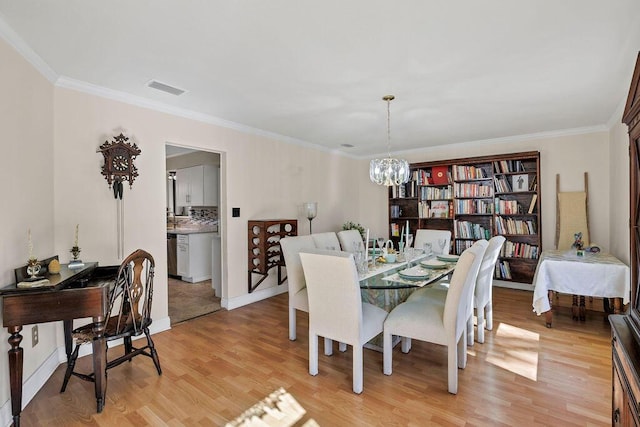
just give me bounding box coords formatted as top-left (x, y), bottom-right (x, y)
top-left (388, 151), bottom-right (541, 284)
top-left (611, 52), bottom-right (640, 427)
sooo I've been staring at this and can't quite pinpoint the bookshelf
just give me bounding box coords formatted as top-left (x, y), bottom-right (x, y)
top-left (388, 151), bottom-right (540, 284)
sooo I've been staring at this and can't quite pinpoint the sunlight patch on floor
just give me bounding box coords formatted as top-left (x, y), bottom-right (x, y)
top-left (485, 323), bottom-right (539, 381)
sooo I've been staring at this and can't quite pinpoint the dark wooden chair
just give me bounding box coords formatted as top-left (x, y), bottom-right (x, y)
top-left (61, 249), bottom-right (162, 393)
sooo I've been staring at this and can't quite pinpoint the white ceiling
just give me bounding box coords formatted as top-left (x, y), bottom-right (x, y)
top-left (1, 1), bottom-right (639, 158)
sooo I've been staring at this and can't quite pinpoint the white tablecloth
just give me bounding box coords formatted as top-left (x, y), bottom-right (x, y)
top-left (532, 250), bottom-right (630, 315)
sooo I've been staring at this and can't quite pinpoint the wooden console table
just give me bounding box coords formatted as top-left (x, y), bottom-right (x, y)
top-left (0, 262), bottom-right (111, 426)
top-left (248, 219), bottom-right (297, 293)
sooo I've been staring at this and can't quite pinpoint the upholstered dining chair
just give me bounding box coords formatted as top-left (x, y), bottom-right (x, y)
top-left (61, 249), bottom-right (162, 393)
top-left (310, 232), bottom-right (341, 250)
top-left (383, 241), bottom-right (485, 394)
top-left (337, 229), bottom-right (365, 252)
top-left (474, 235), bottom-right (505, 343)
top-left (299, 249), bottom-right (388, 394)
top-left (407, 239), bottom-right (495, 345)
top-left (414, 229), bottom-right (452, 254)
top-left (280, 235), bottom-right (316, 342)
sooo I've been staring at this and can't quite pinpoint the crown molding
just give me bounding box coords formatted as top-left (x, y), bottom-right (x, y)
top-left (55, 76), bottom-right (347, 156)
top-left (0, 12), bottom-right (58, 83)
top-left (364, 124), bottom-right (610, 160)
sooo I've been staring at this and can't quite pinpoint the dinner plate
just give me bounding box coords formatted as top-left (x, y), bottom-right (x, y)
top-left (398, 267), bottom-right (430, 280)
top-left (420, 259), bottom-right (448, 269)
top-left (437, 254), bottom-right (460, 262)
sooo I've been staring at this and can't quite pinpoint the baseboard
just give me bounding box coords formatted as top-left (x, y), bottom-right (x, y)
top-left (493, 279), bottom-right (533, 291)
top-left (223, 284), bottom-right (289, 310)
top-left (0, 316), bottom-right (171, 427)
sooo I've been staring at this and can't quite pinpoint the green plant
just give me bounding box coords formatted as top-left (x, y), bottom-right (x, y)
top-left (342, 221), bottom-right (366, 241)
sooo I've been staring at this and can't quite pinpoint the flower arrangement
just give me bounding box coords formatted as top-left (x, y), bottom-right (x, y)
top-left (342, 221), bottom-right (366, 241)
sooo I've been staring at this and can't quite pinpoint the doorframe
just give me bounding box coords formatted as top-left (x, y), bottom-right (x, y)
top-left (165, 143), bottom-right (227, 305)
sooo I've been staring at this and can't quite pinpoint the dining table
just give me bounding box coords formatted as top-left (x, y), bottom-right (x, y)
top-left (358, 250), bottom-right (458, 350)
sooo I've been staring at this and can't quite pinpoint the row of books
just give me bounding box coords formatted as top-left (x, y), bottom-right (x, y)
top-left (451, 165), bottom-right (489, 181)
top-left (454, 183), bottom-right (493, 198)
top-left (495, 195), bottom-right (537, 214)
top-left (454, 220), bottom-right (491, 240)
top-left (391, 181), bottom-right (418, 198)
top-left (412, 168), bottom-right (453, 185)
top-left (420, 185), bottom-right (453, 200)
top-left (494, 217), bottom-right (537, 235)
top-left (494, 176), bottom-right (513, 193)
top-left (500, 241), bottom-right (539, 259)
top-left (494, 199), bottom-right (521, 215)
top-left (419, 201), bottom-right (452, 218)
top-left (454, 240), bottom-right (475, 254)
top-left (495, 260), bottom-right (512, 279)
top-left (454, 199), bottom-right (493, 215)
top-left (493, 160), bottom-right (527, 174)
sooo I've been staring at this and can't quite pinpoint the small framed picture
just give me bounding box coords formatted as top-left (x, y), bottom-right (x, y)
top-left (511, 174), bottom-right (529, 192)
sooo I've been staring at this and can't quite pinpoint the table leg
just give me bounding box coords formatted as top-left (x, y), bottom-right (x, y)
top-left (91, 318), bottom-right (107, 413)
top-left (545, 290), bottom-right (553, 328)
top-left (579, 295), bottom-right (586, 321)
top-left (614, 297), bottom-right (623, 314)
top-left (8, 325), bottom-right (24, 427)
top-left (572, 295), bottom-right (579, 320)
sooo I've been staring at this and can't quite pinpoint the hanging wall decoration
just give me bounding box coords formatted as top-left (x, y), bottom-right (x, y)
top-left (97, 132), bottom-right (141, 259)
top-left (97, 133), bottom-right (142, 199)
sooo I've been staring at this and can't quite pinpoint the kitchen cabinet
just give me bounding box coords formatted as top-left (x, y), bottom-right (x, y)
top-left (176, 232), bottom-right (215, 283)
top-left (176, 165), bottom-right (218, 207)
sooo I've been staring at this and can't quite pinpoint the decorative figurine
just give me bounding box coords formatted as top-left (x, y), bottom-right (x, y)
top-left (571, 232), bottom-right (584, 251)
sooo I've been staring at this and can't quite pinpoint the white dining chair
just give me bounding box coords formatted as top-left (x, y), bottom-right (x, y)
top-left (474, 235), bottom-right (506, 343)
top-left (414, 229), bottom-right (452, 254)
top-left (311, 232), bottom-right (341, 250)
top-left (300, 249), bottom-right (388, 394)
top-left (337, 229), bottom-right (365, 252)
top-left (407, 239), bottom-right (489, 346)
top-left (383, 240), bottom-right (485, 394)
top-left (280, 235), bottom-right (316, 341)
top-left (280, 236), bottom-right (335, 355)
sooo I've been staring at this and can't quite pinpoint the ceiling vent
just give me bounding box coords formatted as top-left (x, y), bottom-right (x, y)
top-left (146, 80), bottom-right (186, 96)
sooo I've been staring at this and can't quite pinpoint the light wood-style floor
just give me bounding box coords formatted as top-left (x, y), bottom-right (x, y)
top-left (20, 288), bottom-right (612, 426)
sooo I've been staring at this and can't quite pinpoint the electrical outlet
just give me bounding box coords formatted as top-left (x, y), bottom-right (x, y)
top-left (31, 325), bottom-right (38, 347)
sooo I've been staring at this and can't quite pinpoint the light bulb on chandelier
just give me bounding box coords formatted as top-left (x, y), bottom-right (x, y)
top-left (369, 95), bottom-right (410, 186)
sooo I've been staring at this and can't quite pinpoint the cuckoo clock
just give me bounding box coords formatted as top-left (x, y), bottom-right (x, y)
top-left (97, 133), bottom-right (141, 199)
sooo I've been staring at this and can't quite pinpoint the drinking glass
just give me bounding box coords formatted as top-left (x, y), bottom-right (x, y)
top-left (437, 238), bottom-right (447, 254)
top-left (406, 234), bottom-right (414, 249)
top-left (423, 242), bottom-right (433, 257)
top-left (377, 237), bottom-right (386, 254)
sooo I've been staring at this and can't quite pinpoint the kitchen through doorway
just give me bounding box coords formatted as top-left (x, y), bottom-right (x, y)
top-left (166, 144), bottom-right (222, 324)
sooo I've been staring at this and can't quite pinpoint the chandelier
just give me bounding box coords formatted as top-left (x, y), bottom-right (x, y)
top-left (369, 95), bottom-right (410, 186)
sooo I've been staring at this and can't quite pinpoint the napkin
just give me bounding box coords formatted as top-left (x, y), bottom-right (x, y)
top-left (17, 279), bottom-right (51, 288)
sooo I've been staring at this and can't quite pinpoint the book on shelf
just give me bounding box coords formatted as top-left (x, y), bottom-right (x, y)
top-left (391, 223), bottom-right (400, 237)
top-left (511, 174), bottom-right (529, 192)
top-left (430, 200), bottom-right (450, 218)
top-left (431, 166), bottom-right (449, 185)
top-left (527, 194), bottom-right (538, 214)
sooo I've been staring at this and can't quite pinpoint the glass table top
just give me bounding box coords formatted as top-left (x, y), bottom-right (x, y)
top-left (359, 254), bottom-right (456, 290)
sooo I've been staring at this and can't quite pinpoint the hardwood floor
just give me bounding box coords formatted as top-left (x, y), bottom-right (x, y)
top-left (21, 287), bottom-right (612, 426)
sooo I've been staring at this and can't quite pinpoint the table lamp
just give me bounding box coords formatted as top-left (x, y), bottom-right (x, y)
top-left (304, 202), bottom-right (317, 234)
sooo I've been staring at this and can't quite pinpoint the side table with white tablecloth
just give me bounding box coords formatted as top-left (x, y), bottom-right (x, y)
top-left (532, 250), bottom-right (630, 327)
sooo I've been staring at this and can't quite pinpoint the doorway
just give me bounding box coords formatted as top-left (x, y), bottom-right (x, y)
top-left (166, 144), bottom-right (222, 324)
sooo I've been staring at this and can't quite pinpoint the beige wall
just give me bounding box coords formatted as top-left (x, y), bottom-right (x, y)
top-left (0, 38), bottom-right (55, 405)
top-left (609, 116), bottom-right (631, 264)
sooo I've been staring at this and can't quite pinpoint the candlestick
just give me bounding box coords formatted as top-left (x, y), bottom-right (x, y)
top-left (27, 228), bottom-right (34, 260)
top-left (405, 220), bottom-right (409, 247)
